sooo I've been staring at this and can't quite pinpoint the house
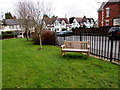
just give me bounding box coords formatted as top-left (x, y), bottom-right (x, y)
top-left (70, 17), bottom-right (96, 28)
top-left (44, 16), bottom-right (57, 31)
top-left (98, 0), bottom-right (120, 27)
top-left (71, 18), bottom-right (82, 28)
top-left (3, 19), bottom-right (21, 30)
top-left (45, 17), bottom-right (70, 32)
top-left (0, 20), bottom-right (3, 30)
top-left (54, 18), bottom-right (70, 32)
top-left (0, 19), bottom-right (24, 37)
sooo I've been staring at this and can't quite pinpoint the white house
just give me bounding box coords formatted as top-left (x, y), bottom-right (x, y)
top-left (44, 17), bottom-right (57, 31)
top-left (71, 17), bottom-right (96, 28)
top-left (53, 18), bottom-right (70, 32)
top-left (54, 19), bottom-right (61, 32)
top-left (71, 18), bottom-right (81, 28)
top-left (44, 17), bottom-right (70, 32)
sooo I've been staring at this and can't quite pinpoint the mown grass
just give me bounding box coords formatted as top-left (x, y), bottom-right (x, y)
top-left (2, 38), bottom-right (119, 88)
top-left (0, 40), bottom-right (2, 89)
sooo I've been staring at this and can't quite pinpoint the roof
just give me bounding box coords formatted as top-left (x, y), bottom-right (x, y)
top-left (114, 15), bottom-right (120, 19)
top-left (106, 0), bottom-right (120, 6)
top-left (98, 0), bottom-right (120, 12)
top-left (58, 18), bottom-right (69, 24)
top-left (44, 17), bottom-right (57, 25)
top-left (75, 17), bottom-right (83, 23)
top-left (4, 19), bottom-right (19, 25)
top-left (108, 0), bottom-right (120, 2)
top-left (98, 2), bottom-right (107, 12)
top-left (74, 17), bottom-right (95, 23)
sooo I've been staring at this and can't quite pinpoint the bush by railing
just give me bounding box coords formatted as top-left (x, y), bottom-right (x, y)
top-left (31, 30), bottom-right (57, 45)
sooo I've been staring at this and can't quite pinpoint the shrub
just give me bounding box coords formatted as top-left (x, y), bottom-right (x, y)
top-left (5, 31), bottom-right (13, 34)
top-left (42, 30), bottom-right (57, 45)
top-left (1, 31), bottom-right (18, 39)
top-left (1, 34), bottom-right (17, 39)
top-left (2, 31), bottom-right (12, 34)
top-left (31, 30), bottom-right (57, 45)
top-left (31, 32), bottom-right (39, 44)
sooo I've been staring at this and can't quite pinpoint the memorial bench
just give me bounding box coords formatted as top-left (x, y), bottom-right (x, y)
top-left (61, 41), bottom-right (90, 56)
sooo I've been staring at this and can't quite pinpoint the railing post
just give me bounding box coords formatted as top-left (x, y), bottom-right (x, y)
top-left (54, 32), bottom-right (56, 46)
top-left (64, 36), bottom-right (65, 40)
top-left (110, 31), bottom-right (114, 62)
top-left (80, 32), bottom-right (82, 41)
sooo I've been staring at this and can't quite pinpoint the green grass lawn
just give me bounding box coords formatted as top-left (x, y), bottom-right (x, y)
top-left (2, 38), bottom-right (119, 88)
top-left (0, 40), bottom-right (2, 89)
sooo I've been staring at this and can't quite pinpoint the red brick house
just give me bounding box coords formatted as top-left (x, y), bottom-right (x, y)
top-left (98, 0), bottom-right (120, 27)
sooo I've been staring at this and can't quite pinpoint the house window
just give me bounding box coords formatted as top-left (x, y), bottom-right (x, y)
top-left (113, 18), bottom-right (120, 26)
top-left (105, 20), bottom-right (109, 26)
top-left (106, 8), bottom-right (110, 17)
top-left (61, 20), bottom-right (65, 26)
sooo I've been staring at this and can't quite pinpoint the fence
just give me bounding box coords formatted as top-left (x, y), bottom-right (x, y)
top-left (57, 33), bottom-right (120, 63)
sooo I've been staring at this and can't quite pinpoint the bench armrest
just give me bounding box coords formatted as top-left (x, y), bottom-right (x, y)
top-left (87, 45), bottom-right (90, 49)
top-left (61, 45), bottom-right (65, 49)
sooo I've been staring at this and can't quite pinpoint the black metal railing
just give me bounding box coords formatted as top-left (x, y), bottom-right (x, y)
top-left (57, 33), bottom-right (120, 62)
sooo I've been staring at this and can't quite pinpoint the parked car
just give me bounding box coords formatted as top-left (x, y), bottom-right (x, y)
top-left (108, 27), bottom-right (120, 40)
top-left (56, 31), bottom-right (73, 36)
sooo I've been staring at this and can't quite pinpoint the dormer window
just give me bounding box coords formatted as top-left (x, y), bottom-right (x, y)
top-left (106, 8), bottom-right (110, 17)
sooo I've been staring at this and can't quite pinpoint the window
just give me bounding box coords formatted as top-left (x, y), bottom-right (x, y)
top-left (105, 20), bottom-right (109, 26)
top-left (61, 20), bottom-right (65, 26)
top-left (106, 8), bottom-right (110, 17)
top-left (55, 21), bottom-right (59, 26)
top-left (113, 18), bottom-right (120, 26)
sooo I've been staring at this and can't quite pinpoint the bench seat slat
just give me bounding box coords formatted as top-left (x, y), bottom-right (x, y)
top-left (62, 49), bottom-right (89, 52)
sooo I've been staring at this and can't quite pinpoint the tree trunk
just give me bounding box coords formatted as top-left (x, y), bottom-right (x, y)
top-left (38, 33), bottom-right (42, 50)
top-left (26, 31), bottom-right (29, 41)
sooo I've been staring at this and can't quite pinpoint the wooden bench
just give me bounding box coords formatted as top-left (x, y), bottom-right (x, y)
top-left (61, 41), bottom-right (90, 56)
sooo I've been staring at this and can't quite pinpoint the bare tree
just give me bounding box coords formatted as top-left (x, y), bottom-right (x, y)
top-left (30, 1), bottom-right (52, 50)
top-left (16, 1), bottom-right (52, 49)
top-left (16, 1), bottom-right (35, 41)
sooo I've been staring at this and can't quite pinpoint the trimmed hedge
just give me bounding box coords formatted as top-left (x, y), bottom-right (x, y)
top-left (1, 31), bottom-right (18, 39)
top-left (1, 34), bottom-right (17, 39)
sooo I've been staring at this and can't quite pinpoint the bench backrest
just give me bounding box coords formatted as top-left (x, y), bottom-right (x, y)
top-left (64, 41), bottom-right (90, 49)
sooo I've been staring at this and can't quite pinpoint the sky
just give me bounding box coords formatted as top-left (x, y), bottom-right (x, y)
top-left (0, 0), bottom-right (108, 20)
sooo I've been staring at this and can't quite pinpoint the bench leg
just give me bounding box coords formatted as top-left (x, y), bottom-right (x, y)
top-left (61, 51), bottom-right (65, 56)
top-left (87, 52), bottom-right (90, 58)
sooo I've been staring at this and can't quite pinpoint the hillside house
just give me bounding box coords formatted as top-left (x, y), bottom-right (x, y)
top-left (98, 0), bottom-right (120, 27)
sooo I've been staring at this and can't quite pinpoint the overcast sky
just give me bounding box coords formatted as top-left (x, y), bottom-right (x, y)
top-left (0, 0), bottom-right (108, 20)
